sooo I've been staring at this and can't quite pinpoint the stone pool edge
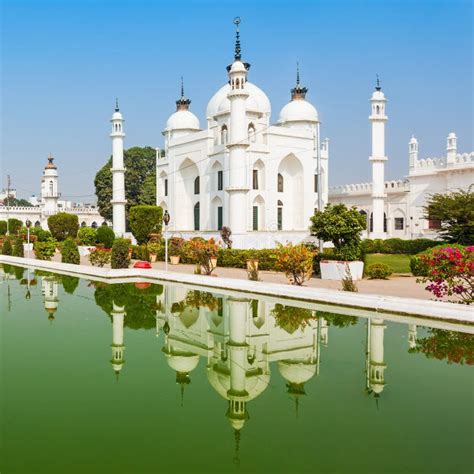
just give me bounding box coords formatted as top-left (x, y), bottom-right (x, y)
top-left (1, 255), bottom-right (472, 324)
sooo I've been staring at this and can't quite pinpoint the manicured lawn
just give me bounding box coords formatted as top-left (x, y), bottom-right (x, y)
top-left (364, 253), bottom-right (411, 274)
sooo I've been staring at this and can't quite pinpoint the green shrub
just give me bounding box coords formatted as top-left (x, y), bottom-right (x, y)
top-left (111, 238), bottom-right (130, 269)
top-left (129, 205), bottom-right (163, 245)
top-left (409, 243), bottom-right (465, 276)
top-left (2, 238), bottom-right (13, 255)
top-left (0, 220), bottom-right (7, 235)
top-left (77, 227), bottom-right (97, 246)
top-left (47, 213), bottom-right (79, 241)
top-left (131, 244), bottom-right (150, 262)
top-left (61, 237), bottom-right (80, 264)
top-left (275, 243), bottom-right (315, 285)
top-left (31, 227), bottom-right (52, 242)
top-left (361, 238), bottom-right (439, 255)
top-left (12, 238), bottom-right (24, 257)
top-left (366, 263), bottom-right (392, 279)
top-left (89, 248), bottom-right (111, 267)
top-left (7, 218), bottom-right (22, 235)
top-left (33, 240), bottom-right (57, 261)
top-left (96, 226), bottom-right (115, 248)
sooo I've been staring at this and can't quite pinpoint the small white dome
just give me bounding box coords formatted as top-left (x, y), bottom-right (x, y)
top-left (229, 60), bottom-right (247, 73)
top-left (229, 418), bottom-right (246, 431)
top-left (165, 110), bottom-right (200, 132)
top-left (278, 360), bottom-right (317, 385)
top-left (278, 99), bottom-right (318, 124)
top-left (371, 90), bottom-right (386, 100)
top-left (112, 111), bottom-right (123, 120)
top-left (206, 82), bottom-right (271, 118)
top-left (164, 348), bottom-right (200, 373)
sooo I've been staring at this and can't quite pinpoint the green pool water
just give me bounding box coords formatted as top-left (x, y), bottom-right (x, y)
top-left (1, 265), bottom-right (473, 474)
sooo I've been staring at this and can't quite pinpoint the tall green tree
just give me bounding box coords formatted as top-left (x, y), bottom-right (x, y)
top-left (424, 190), bottom-right (474, 244)
top-left (94, 146), bottom-right (157, 223)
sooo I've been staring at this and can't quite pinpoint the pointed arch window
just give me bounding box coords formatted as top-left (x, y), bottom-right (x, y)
top-left (277, 173), bottom-right (284, 192)
top-left (194, 202), bottom-right (200, 231)
top-left (221, 125), bottom-right (228, 145)
top-left (194, 176), bottom-right (200, 195)
top-left (277, 200), bottom-right (283, 230)
top-left (248, 123), bottom-right (256, 142)
top-left (49, 181), bottom-right (53, 195)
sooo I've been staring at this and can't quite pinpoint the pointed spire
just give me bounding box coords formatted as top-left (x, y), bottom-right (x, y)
top-left (115, 97), bottom-right (119, 112)
top-left (375, 74), bottom-right (381, 91)
top-left (176, 372), bottom-right (190, 406)
top-left (233, 16), bottom-right (241, 61)
top-left (233, 429), bottom-right (241, 465)
top-left (291, 62), bottom-right (308, 100)
top-left (175, 77), bottom-right (191, 111)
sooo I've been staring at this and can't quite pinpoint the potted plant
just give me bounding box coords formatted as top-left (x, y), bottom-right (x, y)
top-left (188, 238), bottom-right (220, 275)
top-left (246, 250), bottom-right (259, 273)
top-left (310, 203), bottom-right (366, 281)
top-left (147, 241), bottom-right (161, 263)
top-left (169, 237), bottom-right (184, 265)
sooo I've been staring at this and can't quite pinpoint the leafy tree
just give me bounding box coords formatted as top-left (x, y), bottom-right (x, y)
top-left (129, 205), bottom-right (163, 244)
top-left (139, 175), bottom-right (157, 205)
top-left (61, 275), bottom-right (80, 294)
top-left (94, 146), bottom-right (157, 223)
top-left (47, 213), bottom-right (79, 241)
top-left (424, 190), bottom-right (474, 244)
top-left (310, 203), bottom-right (366, 261)
top-left (3, 197), bottom-right (33, 207)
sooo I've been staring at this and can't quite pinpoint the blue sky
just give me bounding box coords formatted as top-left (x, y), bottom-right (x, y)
top-left (1, 0), bottom-right (472, 201)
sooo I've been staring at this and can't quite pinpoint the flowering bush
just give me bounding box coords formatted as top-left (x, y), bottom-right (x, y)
top-left (187, 238), bottom-right (220, 275)
top-left (417, 246), bottom-right (474, 304)
top-left (275, 243), bottom-right (315, 286)
top-left (89, 248), bottom-right (112, 267)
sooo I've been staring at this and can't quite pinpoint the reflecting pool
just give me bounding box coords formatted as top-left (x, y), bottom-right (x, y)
top-left (1, 265), bottom-right (473, 474)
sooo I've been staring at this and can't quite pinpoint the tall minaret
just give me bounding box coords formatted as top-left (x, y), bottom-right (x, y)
top-left (409, 135), bottom-right (419, 171)
top-left (110, 99), bottom-right (126, 237)
top-left (226, 18), bottom-right (250, 245)
top-left (446, 132), bottom-right (457, 165)
top-left (111, 302), bottom-right (126, 379)
top-left (42, 276), bottom-right (59, 322)
top-left (369, 76), bottom-right (388, 239)
top-left (41, 154), bottom-right (59, 215)
top-left (366, 318), bottom-right (387, 396)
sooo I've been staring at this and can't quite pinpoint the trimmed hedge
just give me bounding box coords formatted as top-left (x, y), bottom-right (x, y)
top-left (13, 238), bottom-right (24, 257)
top-left (77, 227), bottom-right (97, 246)
top-left (61, 237), bottom-right (80, 264)
top-left (129, 205), bottom-right (163, 245)
top-left (96, 226), bottom-right (115, 248)
top-left (0, 220), bottom-right (7, 235)
top-left (7, 218), bottom-right (22, 235)
top-left (47, 213), bottom-right (79, 241)
top-left (2, 238), bottom-right (12, 255)
top-left (111, 238), bottom-right (130, 269)
top-left (366, 263), bottom-right (392, 279)
top-left (361, 238), bottom-right (440, 255)
top-left (131, 244), bottom-right (151, 262)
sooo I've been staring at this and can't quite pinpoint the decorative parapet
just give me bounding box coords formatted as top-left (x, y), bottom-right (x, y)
top-left (415, 152), bottom-right (472, 169)
top-left (0, 206), bottom-right (40, 212)
top-left (329, 179), bottom-right (409, 196)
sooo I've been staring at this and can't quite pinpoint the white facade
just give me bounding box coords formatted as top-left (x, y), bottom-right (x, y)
top-left (329, 84), bottom-right (473, 239)
top-left (0, 155), bottom-right (105, 230)
top-left (153, 23), bottom-right (328, 249)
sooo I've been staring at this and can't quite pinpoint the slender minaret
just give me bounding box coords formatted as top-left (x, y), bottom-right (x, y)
top-left (366, 318), bottom-right (387, 396)
top-left (111, 302), bottom-right (126, 379)
top-left (408, 324), bottom-right (418, 350)
top-left (42, 276), bottom-right (59, 322)
top-left (226, 18), bottom-right (250, 244)
top-left (226, 297), bottom-right (250, 434)
top-left (41, 154), bottom-right (59, 215)
top-left (110, 99), bottom-right (126, 237)
top-left (369, 76), bottom-right (388, 239)
top-left (409, 135), bottom-right (418, 170)
top-left (446, 132), bottom-right (457, 165)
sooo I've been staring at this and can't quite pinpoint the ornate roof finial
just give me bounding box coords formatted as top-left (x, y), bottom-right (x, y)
top-left (175, 77), bottom-right (191, 111)
top-left (233, 429), bottom-right (241, 465)
top-left (115, 98), bottom-right (119, 112)
top-left (291, 63), bottom-right (308, 100)
top-left (233, 16), bottom-right (241, 61)
top-left (375, 74), bottom-right (381, 91)
top-left (45, 153), bottom-right (57, 169)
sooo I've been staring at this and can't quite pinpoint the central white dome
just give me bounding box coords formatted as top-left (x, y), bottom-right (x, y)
top-left (165, 110), bottom-right (200, 132)
top-left (206, 82), bottom-right (271, 119)
top-left (278, 100), bottom-right (318, 125)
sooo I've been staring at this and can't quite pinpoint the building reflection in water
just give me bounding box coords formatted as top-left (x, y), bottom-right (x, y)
top-left (34, 276), bottom-right (429, 462)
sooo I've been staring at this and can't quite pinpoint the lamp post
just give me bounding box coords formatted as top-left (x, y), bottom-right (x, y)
top-left (163, 210), bottom-right (170, 271)
top-left (25, 219), bottom-right (31, 259)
